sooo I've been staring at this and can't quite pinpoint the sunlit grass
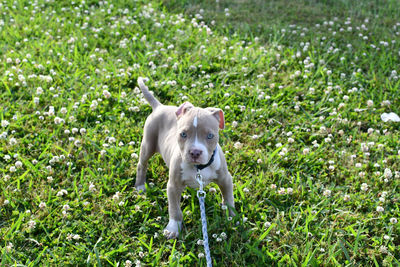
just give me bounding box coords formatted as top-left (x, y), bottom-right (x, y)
top-left (1, 0), bottom-right (399, 265)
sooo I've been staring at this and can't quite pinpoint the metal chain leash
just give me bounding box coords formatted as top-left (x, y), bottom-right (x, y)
top-left (196, 169), bottom-right (213, 267)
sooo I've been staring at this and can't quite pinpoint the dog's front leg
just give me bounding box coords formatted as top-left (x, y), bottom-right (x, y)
top-left (164, 177), bottom-right (184, 239)
top-left (217, 172), bottom-right (235, 217)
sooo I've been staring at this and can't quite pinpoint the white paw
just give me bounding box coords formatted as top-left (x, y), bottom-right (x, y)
top-left (163, 219), bottom-right (182, 239)
top-left (135, 184), bottom-right (146, 192)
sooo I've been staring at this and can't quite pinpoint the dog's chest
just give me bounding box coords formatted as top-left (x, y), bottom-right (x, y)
top-left (180, 166), bottom-right (216, 188)
top-left (180, 152), bottom-right (221, 188)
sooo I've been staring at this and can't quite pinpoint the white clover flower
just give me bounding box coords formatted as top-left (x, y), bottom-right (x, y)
top-left (56, 189), bottom-right (68, 197)
top-left (264, 221), bottom-right (272, 228)
top-left (15, 161), bottom-right (23, 168)
top-left (209, 187), bottom-right (216, 193)
top-left (384, 168), bottom-right (392, 179)
top-left (270, 184), bottom-right (277, 189)
top-left (39, 202), bottom-right (46, 209)
top-left (390, 217), bottom-right (398, 224)
top-left (220, 232), bottom-right (227, 239)
top-left (0, 132), bottom-right (8, 139)
top-left (129, 106), bottom-right (140, 112)
top-left (231, 121), bottom-right (238, 127)
top-left (74, 140), bottom-right (81, 147)
top-left (360, 183), bottom-right (368, 191)
top-left (60, 107), bottom-right (68, 114)
top-left (278, 188), bottom-right (286, 195)
top-left (63, 204), bottom-right (70, 211)
top-left (376, 206), bottom-right (384, 212)
top-left (89, 183), bottom-right (96, 192)
top-left (323, 189), bottom-right (331, 197)
top-left (233, 142), bottom-right (243, 149)
top-left (9, 137), bottom-right (17, 145)
top-left (343, 194), bottom-right (350, 202)
top-left (54, 117), bottom-right (64, 124)
top-left (6, 242), bottom-right (13, 252)
top-left (90, 100), bottom-right (98, 109)
top-left (1, 120), bottom-right (9, 127)
top-left (27, 220), bottom-right (36, 230)
top-left (129, 152), bottom-right (138, 159)
top-left (112, 191), bottom-right (121, 201)
top-left (103, 90), bottom-right (111, 99)
top-left (379, 245), bottom-right (388, 254)
top-left (279, 147), bottom-right (288, 156)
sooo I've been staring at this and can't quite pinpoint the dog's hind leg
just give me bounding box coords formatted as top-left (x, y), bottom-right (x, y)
top-left (135, 127), bottom-right (156, 192)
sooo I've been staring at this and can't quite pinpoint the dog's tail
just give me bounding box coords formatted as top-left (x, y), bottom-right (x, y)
top-left (137, 77), bottom-right (161, 109)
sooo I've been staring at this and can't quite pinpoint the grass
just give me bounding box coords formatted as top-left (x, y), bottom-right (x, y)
top-left (1, 0), bottom-right (399, 265)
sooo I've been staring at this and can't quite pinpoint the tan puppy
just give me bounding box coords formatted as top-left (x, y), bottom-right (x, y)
top-left (135, 77), bottom-right (235, 239)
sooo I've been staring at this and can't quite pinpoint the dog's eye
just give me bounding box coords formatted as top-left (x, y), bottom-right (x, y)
top-left (180, 132), bottom-right (187, 138)
top-left (207, 133), bottom-right (214, 139)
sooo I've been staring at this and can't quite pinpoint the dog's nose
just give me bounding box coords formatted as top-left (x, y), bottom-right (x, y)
top-left (189, 149), bottom-right (202, 159)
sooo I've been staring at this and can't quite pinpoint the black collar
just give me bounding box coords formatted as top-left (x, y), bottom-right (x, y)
top-left (195, 147), bottom-right (217, 171)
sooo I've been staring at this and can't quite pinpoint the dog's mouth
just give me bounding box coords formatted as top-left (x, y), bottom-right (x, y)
top-left (185, 157), bottom-right (207, 165)
top-left (189, 159), bottom-right (204, 164)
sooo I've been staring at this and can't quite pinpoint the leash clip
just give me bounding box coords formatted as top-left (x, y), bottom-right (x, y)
top-left (196, 169), bottom-right (206, 198)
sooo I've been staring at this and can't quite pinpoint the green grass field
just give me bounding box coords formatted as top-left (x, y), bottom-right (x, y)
top-left (1, 0), bottom-right (399, 265)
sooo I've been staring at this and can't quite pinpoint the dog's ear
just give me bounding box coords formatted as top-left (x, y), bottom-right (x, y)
top-left (176, 102), bottom-right (194, 118)
top-left (206, 108), bottom-right (225, 129)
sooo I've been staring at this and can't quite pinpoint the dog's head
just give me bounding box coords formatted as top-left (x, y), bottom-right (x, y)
top-left (175, 102), bottom-right (224, 165)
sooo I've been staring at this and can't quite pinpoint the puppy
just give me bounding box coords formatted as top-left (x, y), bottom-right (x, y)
top-left (135, 77), bottom-right (235, 239)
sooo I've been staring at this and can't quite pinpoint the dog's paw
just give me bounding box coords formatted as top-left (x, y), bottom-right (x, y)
top-left (135, 184), bottom-right (146, 193)
top-left (163, 219), bottom-right (182, 239)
